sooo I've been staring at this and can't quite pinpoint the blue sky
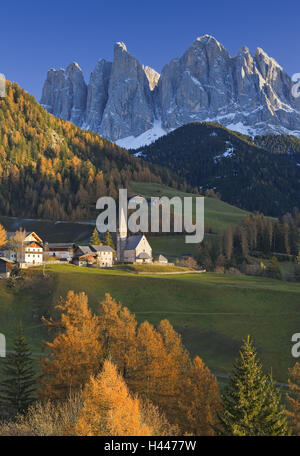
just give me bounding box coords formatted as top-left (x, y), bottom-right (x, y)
top-left (1, 0), bottom-right (300, 100)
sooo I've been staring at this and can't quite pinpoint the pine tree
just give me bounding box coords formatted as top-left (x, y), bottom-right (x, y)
top-left (90, 228), bottom-right (101, 245)
top-left (0, 328), bottom-right (36, 418)
top-left (218, 336), bottom-right (288, 436)
top-left (104, 230), bottom-right (115, 250)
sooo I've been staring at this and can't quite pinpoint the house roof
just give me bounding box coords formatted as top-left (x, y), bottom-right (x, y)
top-left (125, 235), bottom-right (144, 250)
top-left (46, 243), bottom-right (74, 249)
top-left (156, 254), bottom-right (168, 262)
top-left (25, 232), bottom-right (43, 243)
top-left (76, 246), bottom-right (93, 255)
top-left (91, 245), bottom-right (115, 253)
top-left (0, 257), bottom-right (13, 263)
top-left (136, 252), bottom-right (151, 259)
top-left (26, 242), bottom-right (42, 249)
top-left (6, 231), bottom-right (43, 244)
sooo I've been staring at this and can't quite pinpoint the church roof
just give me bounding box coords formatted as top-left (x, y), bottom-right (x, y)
top-left (125, 235), bottom-right (144, 250)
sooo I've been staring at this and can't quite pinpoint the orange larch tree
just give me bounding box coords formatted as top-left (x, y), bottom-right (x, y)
top-left (73, 360), bottom-right (152, 436)
top-left (178, 356), bottom-right (221, 435)
top-left (0, 224), bottom-right (7, 248)
top-left (39, 291), bottom-right (102, 401)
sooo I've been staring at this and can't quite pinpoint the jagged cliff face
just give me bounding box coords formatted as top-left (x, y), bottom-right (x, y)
top-left (100, 42), bottom-right (154, 140)
top-left (41, 62), bottom-right (87, 126)
top-left (40, 35), bottom-right (300, 146)
top-left (85, 59), bottom-right (112, 133)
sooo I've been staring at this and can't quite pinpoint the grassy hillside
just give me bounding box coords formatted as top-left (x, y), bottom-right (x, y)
top-left (0, 82), bottom-right (179, 221)
top-left (1, 264), bottom-right (299, 382)
top-left (131, 181), bottom-right (251, 231)
top-left (135, 122), bottom-right (300, 216)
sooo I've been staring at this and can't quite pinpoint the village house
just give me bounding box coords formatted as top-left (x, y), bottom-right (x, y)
top-left (1, 232), bottom-right (44, 266)
top-left (0, 257), bottom-right (14, 278)
top-left (73, 245), bottom-right (115, 267)
top-left (45, 243), bottom-right (74, 261)
top-left (154, 254), bottom-right (169, 265)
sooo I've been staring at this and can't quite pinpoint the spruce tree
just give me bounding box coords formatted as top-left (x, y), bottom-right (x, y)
top-left (104, 230), bottom-right (115, 250)
top-left (0, 328), bottom-right (36, 417)
top-left (90, 227), bottom-right (101, 245)
top-left (218, 336), bottom-right (288, 436)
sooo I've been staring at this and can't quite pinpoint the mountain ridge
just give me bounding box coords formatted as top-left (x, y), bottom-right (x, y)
top-left (134, 121), bottom-right (300, 216)
top-left (41, 35), bottom-right (300, 146)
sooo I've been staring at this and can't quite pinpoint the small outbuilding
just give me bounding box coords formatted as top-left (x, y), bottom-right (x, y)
top-left (0, 257), bottom-right (14, 278)
top-left (154, 254), bottom-right (168, 265)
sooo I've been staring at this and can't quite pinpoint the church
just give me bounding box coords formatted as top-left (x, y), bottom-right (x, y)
top-left (116, 203), bottom-right (153, 264)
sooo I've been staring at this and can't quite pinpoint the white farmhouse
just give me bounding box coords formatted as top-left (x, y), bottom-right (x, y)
top-left (73, 245), bottom-right (115, 267)
top-left (2, 232), bottom-right (44, 265)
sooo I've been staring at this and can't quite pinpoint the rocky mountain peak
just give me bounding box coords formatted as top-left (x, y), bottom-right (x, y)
top-left (41, 36), bottom-right (300, 147)
top-left (114, 41), bottom-right (128, 53)
top-left (142, 65), bottom-right (160, 91)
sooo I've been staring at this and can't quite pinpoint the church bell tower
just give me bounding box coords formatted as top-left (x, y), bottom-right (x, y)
top-left (117, 191), bottom-right (127, 262)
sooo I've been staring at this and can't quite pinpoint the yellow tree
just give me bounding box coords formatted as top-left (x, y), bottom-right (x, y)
top-left (156, 319), bottom-right (191, 419)
top-left (287, 362), bottom-right (300, 435)
top-left (74, 360), bottom-right (152, 436)
top-left (127, 321), bottom-right (170, 406)
top-left (97, 293), bottom-right (137, 379)
top-left (0, 224), bottom-right (6, 248)
top-left (178, 356), bottom-right (221, 435)
top-left (39, 291), bottom-right (102, 401)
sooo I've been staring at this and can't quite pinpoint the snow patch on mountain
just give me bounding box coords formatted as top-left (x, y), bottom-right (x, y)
top-left (115, 120), bottom-right (167, 149)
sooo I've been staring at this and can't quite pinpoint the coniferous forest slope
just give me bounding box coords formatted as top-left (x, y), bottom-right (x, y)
top-left (135, 122), bottom-right (300, 216)
top-left (0, 82), bottom-right (180, 220)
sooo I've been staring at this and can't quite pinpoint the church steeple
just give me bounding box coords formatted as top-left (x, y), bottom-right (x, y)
top-left (117, 190), bottom-right (128, 262)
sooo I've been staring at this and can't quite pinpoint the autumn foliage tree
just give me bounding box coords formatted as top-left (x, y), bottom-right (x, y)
top-left (98, 293), bottom-right (137, 380)
top-left (73, 360), bottom-right (152, 436)
top-left (39, 290), bottom-right (221, 435)
top-left (178, 356), bottom-right (221, 435)
top-left (0, 224), bottom-right (6, 248)
top-left (39, 291), bottom-right (102, 401)
top-left (287, 362), bottom-right (300, 435)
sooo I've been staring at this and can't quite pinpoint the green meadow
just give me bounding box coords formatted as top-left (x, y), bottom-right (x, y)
top-left (0, 264), bottom-right (299, 382)
top-left (130, 181), bottom-right (252, 231)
